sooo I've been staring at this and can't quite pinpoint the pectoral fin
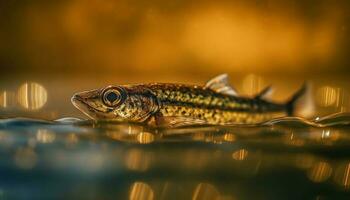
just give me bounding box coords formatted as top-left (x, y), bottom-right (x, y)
top-left (204, 74), bottom-right (237, 96)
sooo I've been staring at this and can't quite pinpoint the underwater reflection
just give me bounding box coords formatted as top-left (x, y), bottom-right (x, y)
top-left (232, 149), bottom-right (248, 161)
top-left (307, 161), bottom-right (333, 183)
top-left (192, 183), bottom-right (220, 200)
top-left (36, 129), bottom-right (56, 143)
top-left (65, 133), bottom-right (79, 147)
top-left (136, 132), bottom-right (155, 144)
top-left (129, 182), bottom-right (154, 200)
top-left (0, 115), bottom-right (350, 199)
top-left (125, 148), bottom-right (153, 172)
top-left (334, 163), bottom-right (350, 189)
top-left (14, 147), bottom-right (38, 170)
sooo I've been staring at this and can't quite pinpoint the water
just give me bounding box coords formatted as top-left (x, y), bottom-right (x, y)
top-left (0, 114), bottom-right (350, 199)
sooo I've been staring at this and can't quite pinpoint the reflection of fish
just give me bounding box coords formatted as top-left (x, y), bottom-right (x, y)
top-left (72, 74), bottom-right (312, 127)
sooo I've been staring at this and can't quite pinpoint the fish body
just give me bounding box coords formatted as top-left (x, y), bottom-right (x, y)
top-left (72, 74), bottom-right (310, 127)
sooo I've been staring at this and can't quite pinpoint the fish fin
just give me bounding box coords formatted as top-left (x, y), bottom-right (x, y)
top-left (286, 82), bottom-right (314, 117)
top-left (204, 74), bottom-right (237, 96)
top-left (155, 116), bottom-right (207, 128)
top-left (255, 86), bottom-right (273, 100)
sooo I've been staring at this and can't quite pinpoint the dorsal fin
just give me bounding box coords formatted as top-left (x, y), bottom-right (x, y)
top-left (255, 86), bottom-right (273, 99)
top-left (204, 74), bottom-right (237, 96)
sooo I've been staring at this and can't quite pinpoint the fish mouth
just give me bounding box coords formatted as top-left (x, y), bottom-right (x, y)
top-left (71, 94), bottom-right (98, 120)
top-left (71, 94), bottom-right (85, 110)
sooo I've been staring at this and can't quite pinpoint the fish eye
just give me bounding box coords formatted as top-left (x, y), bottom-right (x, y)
top-left (102, 87), bottom-right (123, 107)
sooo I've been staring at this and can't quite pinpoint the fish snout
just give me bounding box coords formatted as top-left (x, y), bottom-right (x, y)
top-left (71, 93), bottom-right (82, 102)
top-left (71, 93), bottom-right (86, 110)
top-left (71, 89), bottom-right (100, 108)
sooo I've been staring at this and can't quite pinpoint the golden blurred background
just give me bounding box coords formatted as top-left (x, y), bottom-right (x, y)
top-left (0, 0), bottom-right (349, 119)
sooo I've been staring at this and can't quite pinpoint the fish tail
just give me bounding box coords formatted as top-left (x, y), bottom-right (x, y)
top-left (286, 82), bottom-right (314, 117)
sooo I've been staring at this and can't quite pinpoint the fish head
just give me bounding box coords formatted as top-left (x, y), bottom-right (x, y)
top-left (71, 85), bottom-right (159, 122)
top-left (71, 86), bottom-right (128, 121)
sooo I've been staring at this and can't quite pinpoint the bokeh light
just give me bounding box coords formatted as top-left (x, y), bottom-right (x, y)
top-left (232, 149), bottom-right (248, 161)
top-left (242, 74), bottom-right (265, 96)
top-left (0, 131), bottom-right (14, 147)
top-left (129, 182), bottom-right (154, 200)
top-left (36, 129), bottom-right (56, 143)
top-left (17, 82), bottom-right (47, 110)
top-left (295, 154), bottom-right (315, 170)
top-left (136, 132), bottom-right (155, 144)
top-left (66, 133), bottom-right (79, 147)
top-left (14, 147), bottom-right (38, 170)
top-left (307, 161), bottom-right (332, 183)
top-left (125, 149), bottom-right (152, 172)
top-left (0, 91), bottom-right (7, 108)
top-left (192, 132), bottom-right (206, 141)
top-left (0, 91), bottom-right (16, 108)
top-left (192, 183), bottom-right (220, 200)
top-left (223, 133), bottom-right (236, 142)
top-left (334, 163), bottom-right (350, 189)
top-left (317, 86), bottom-right (338, 107)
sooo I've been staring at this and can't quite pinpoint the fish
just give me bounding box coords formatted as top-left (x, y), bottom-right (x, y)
top-left (71, 74), bottom-right (313, 127)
